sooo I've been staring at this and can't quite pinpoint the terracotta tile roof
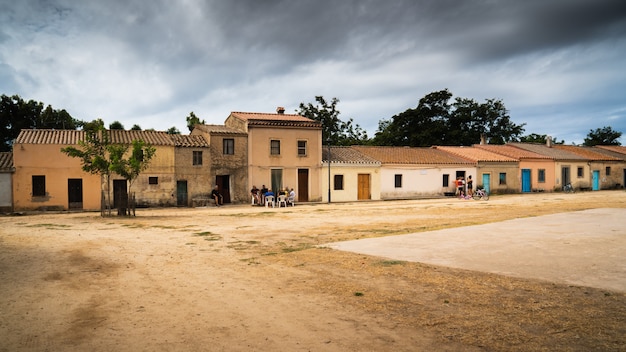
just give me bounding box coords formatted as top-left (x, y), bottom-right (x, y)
top-left (596, 145), bottom-right (626, 155)
top-left (169, 134), bottom-right (209, 148)
top-left (435, 146), bottom-right (518, 162)
top-left (230, 111), bottom-right (322, 128)
top-left (15, 129), bottom-right (208, 147)
top-left (591, 146), bottom-right (626, 160)
top-left (508, 143), bottom-right (588, 160)
top-left (0, 152), bottom-right (13, 172)
top-left (552, 145), bottom-right (622, 161)
top-left (322, 146), bottom-right (380, 164)
top-left (352, 146), bottom-right (473, 165)
top-left (193, 124), bottom-right (247, 135)
top-left (108, 129), bottom-right (174, 145)
top-left (475, 144), bottom-right (552, 160)
top-left (15, 129), bottom-right (85, 144)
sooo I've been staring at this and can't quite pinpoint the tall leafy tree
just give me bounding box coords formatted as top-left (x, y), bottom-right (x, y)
top-left (186, 111), bottom-right (205, 132)
top-left (519, 133), bottom-right (564, 144)
top-left (1, 94), bottom-right (83, 151)
top-left (583, 126), bottom-right (622, 146)
top-left (297, 96), bottom-right (368, 146)
top-left (109, 121), bottom-right (125, 130)
top-left (371, 89), bottom-right (525, 146)
top-left (109, 139), bottom-right (156, 215)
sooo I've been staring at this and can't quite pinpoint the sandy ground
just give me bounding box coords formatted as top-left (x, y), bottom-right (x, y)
top-left (1, 191), bottom-right (625, 351)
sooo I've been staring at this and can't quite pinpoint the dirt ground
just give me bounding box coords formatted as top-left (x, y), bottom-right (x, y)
top-left (1, 191), bottom-right (625, 351)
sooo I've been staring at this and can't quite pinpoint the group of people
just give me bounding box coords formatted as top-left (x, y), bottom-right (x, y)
top-left (455, 175), bottom-right (473, 198)
top-left (250, 185), bottom-right (294, 206)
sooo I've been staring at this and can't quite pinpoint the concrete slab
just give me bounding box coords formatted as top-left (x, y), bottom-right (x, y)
top-left (324, 208), bottom-right (626, 292)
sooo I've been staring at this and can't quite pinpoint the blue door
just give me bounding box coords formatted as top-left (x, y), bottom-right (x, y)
top-left (521, 169), bottom-right (531, 193)
top-left (482, 173), bottom-right (490, 194)
top-left (592, 170), bottom-right (600, 191)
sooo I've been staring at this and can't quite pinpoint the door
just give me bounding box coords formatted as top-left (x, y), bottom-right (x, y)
top-left (215, 175), bottom-right (230, 203)
top-left (521, 169), bottom-right (531, 193)
top-left (482, 173), bottom-right (490, 194)
top-left (357, 174), bottom-right (371, 200)
top-left (177, 180), bottom-right (188, 206)
top-left (592, 170), bottom-right (600, 191)
top-left (297, 169), bottom-right (309, 202)
top-left (113, 180), bottom-right (128, 209)
top-left (68, 179), bottom-right (83, 209)
top-left (561, 166), bottom-right (571, 188)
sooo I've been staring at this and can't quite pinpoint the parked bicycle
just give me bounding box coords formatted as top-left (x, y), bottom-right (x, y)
top-left (563, 183), bottom-right (575, 193)
top-left (472, 188), bottom-right (489, 200)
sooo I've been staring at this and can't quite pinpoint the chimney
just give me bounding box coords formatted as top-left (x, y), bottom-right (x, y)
top-left (546, 135), bottom-right (553, 148)
top-left (276, 106), bottom-right (285, 114)
top-left (480, 133), bottom-right (486, 145)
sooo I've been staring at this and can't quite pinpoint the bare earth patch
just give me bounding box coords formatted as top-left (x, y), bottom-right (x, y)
top-left (1, 191), bottom-right (625, 351)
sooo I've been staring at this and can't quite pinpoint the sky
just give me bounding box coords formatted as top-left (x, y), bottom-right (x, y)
top-left (1, 0), bottom-right (626, 145)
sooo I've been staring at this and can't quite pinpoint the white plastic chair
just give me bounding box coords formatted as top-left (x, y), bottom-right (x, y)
top-left (287, 194), bottom-right (295, 206)
top-left (265, 195), bottom-right (275, 208)
top-left (277, 195), bottom-right (287, 207)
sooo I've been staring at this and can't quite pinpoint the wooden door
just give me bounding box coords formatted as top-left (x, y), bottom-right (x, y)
top-left (357, 174), bottom-right (370, 200)
top-left (297, 169), bottom-right (309, 202)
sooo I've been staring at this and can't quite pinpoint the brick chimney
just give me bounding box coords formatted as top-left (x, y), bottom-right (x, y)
top-left (276, 106), bottom-right (285, 114)
top-left (546, 135), bottom-right (553, 148)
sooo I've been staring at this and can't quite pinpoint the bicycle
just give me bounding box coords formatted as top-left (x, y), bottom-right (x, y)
top-left (472, 188), bottom-right (489, 200)
top-left (563, 183), bottom-right (575, 193)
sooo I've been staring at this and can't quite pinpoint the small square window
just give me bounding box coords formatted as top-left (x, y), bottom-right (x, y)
top-left (223, 139), bottom-right (234, 155)
top-left (32, 175), bottom-right (46, 197)
top-left (298, 140), bottom-right (307, 156)
top-left (334, 174), bottom-right (344, 190)
top-left (270, 140), bottom-right (281, 155)
top-left (149, 177), bottom-right (158, 185)
top-left (499, 173), bottom-right (507, 185)
top-left (606, 166), bottom-right (611, 176)
top-left (395, 174), bottom-right (402, 188)
top-left (577, 167), bottom-right (584, 178)
top-left (193, 151), bottom-right (203, 165)
top-left (442, 174), bottom-right (450, 187)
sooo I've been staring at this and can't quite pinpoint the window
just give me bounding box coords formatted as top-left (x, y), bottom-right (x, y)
top-left (577, 167), bottom-right (583, 178)
top-left (499, 173), bottom-right (507, 185)
top-left (606, 166), bottom-right (611, 176)
top-left (149, 177), bottom-right (158, 185)
top-left (442, 174), bottom-right (450, 187)
top-left (394, 174), bottom-right (402, 188)
top-left (538, 169), bottom-right (546, 183)
top-left (133, 149), bottom-right (144, 161)
top-left (223, 139), bottom-right (234, 155)
top-left (297, 140), bottom-right (307, 156)
top-left (270, 140), bottom-right (281, 155)
top-left (193, 151), bottom-right (203, 165)
top-left (32, 175), bottom-right (46, 197)
top-left (334, 174), bottom-right (344, 190)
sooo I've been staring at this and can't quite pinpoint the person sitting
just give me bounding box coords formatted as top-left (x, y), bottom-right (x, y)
top-left (250, 185), bottom-right (260, 205)
top-left (260, 184), bottom-right (268, 205)
top-left (264, 189), bottom-right (275, 207)
top-left (211, 185), bottom-right (223, 206)
top-left (287, 188), bottom-right (296, 206)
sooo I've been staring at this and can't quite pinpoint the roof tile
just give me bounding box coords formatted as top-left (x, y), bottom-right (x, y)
top-left (352, 146), bottom-right (473, 165)
top-left (435, 146), bottom-right (518, 162)
top-left (0, 152), bottom-right (13, 171)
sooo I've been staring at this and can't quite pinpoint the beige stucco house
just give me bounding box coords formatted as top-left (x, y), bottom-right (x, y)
top-left (475, 144), bottom-right (556, 192)
top-left (435, 146), bottom-right (519, 194)
top-left (508, 143), bottom-right (590, 191)
top-left (353, 146), bottom-right (474, 199)
top-left (224, 108), bottom-right (323, 202)
top-left (321, 146), bottom-right (381, 202)
top-left (191, 124), bottom-right (248, 204)
top-left (553, 145), bottom-right (624, 190)
top-left (12, 130), bottom-right (102, 211)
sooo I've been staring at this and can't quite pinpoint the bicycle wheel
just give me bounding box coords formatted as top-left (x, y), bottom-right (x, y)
top-left (472, 193), bottom-right (481, 200)
top-left (482, 193), bottom-right (489, 201)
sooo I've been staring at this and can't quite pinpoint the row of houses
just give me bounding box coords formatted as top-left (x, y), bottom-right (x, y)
top-left (1, 107), bottom-right (625, 212)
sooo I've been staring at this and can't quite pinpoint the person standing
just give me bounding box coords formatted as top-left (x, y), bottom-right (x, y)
top-left (467, 175), bottom-right (474, 196)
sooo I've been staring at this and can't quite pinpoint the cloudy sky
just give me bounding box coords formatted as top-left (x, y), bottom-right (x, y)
top-left (2, 0), bottom-right (625, 144)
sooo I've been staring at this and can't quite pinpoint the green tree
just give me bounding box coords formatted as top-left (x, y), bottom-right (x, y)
top-left (297, 96), bottom-right (368, 146)
top-left (583, 126), bottom-right (622, 146)
top-left (519, 133), bottom-right (564, 144)
top-left (0, 94), bottom-right (83, 151)
top-left (167, 126), bottom-right (181, 134)
top-left (371, 89), bottom-right (525, 146)
top-left (131, 124), bottom-right (142, 131)
top-left (186, 112), bottom-right (205, 132)
top-left (61, 119), bottom-right (113, 216)
top-left (109, 121), bottom-right (125, 130)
